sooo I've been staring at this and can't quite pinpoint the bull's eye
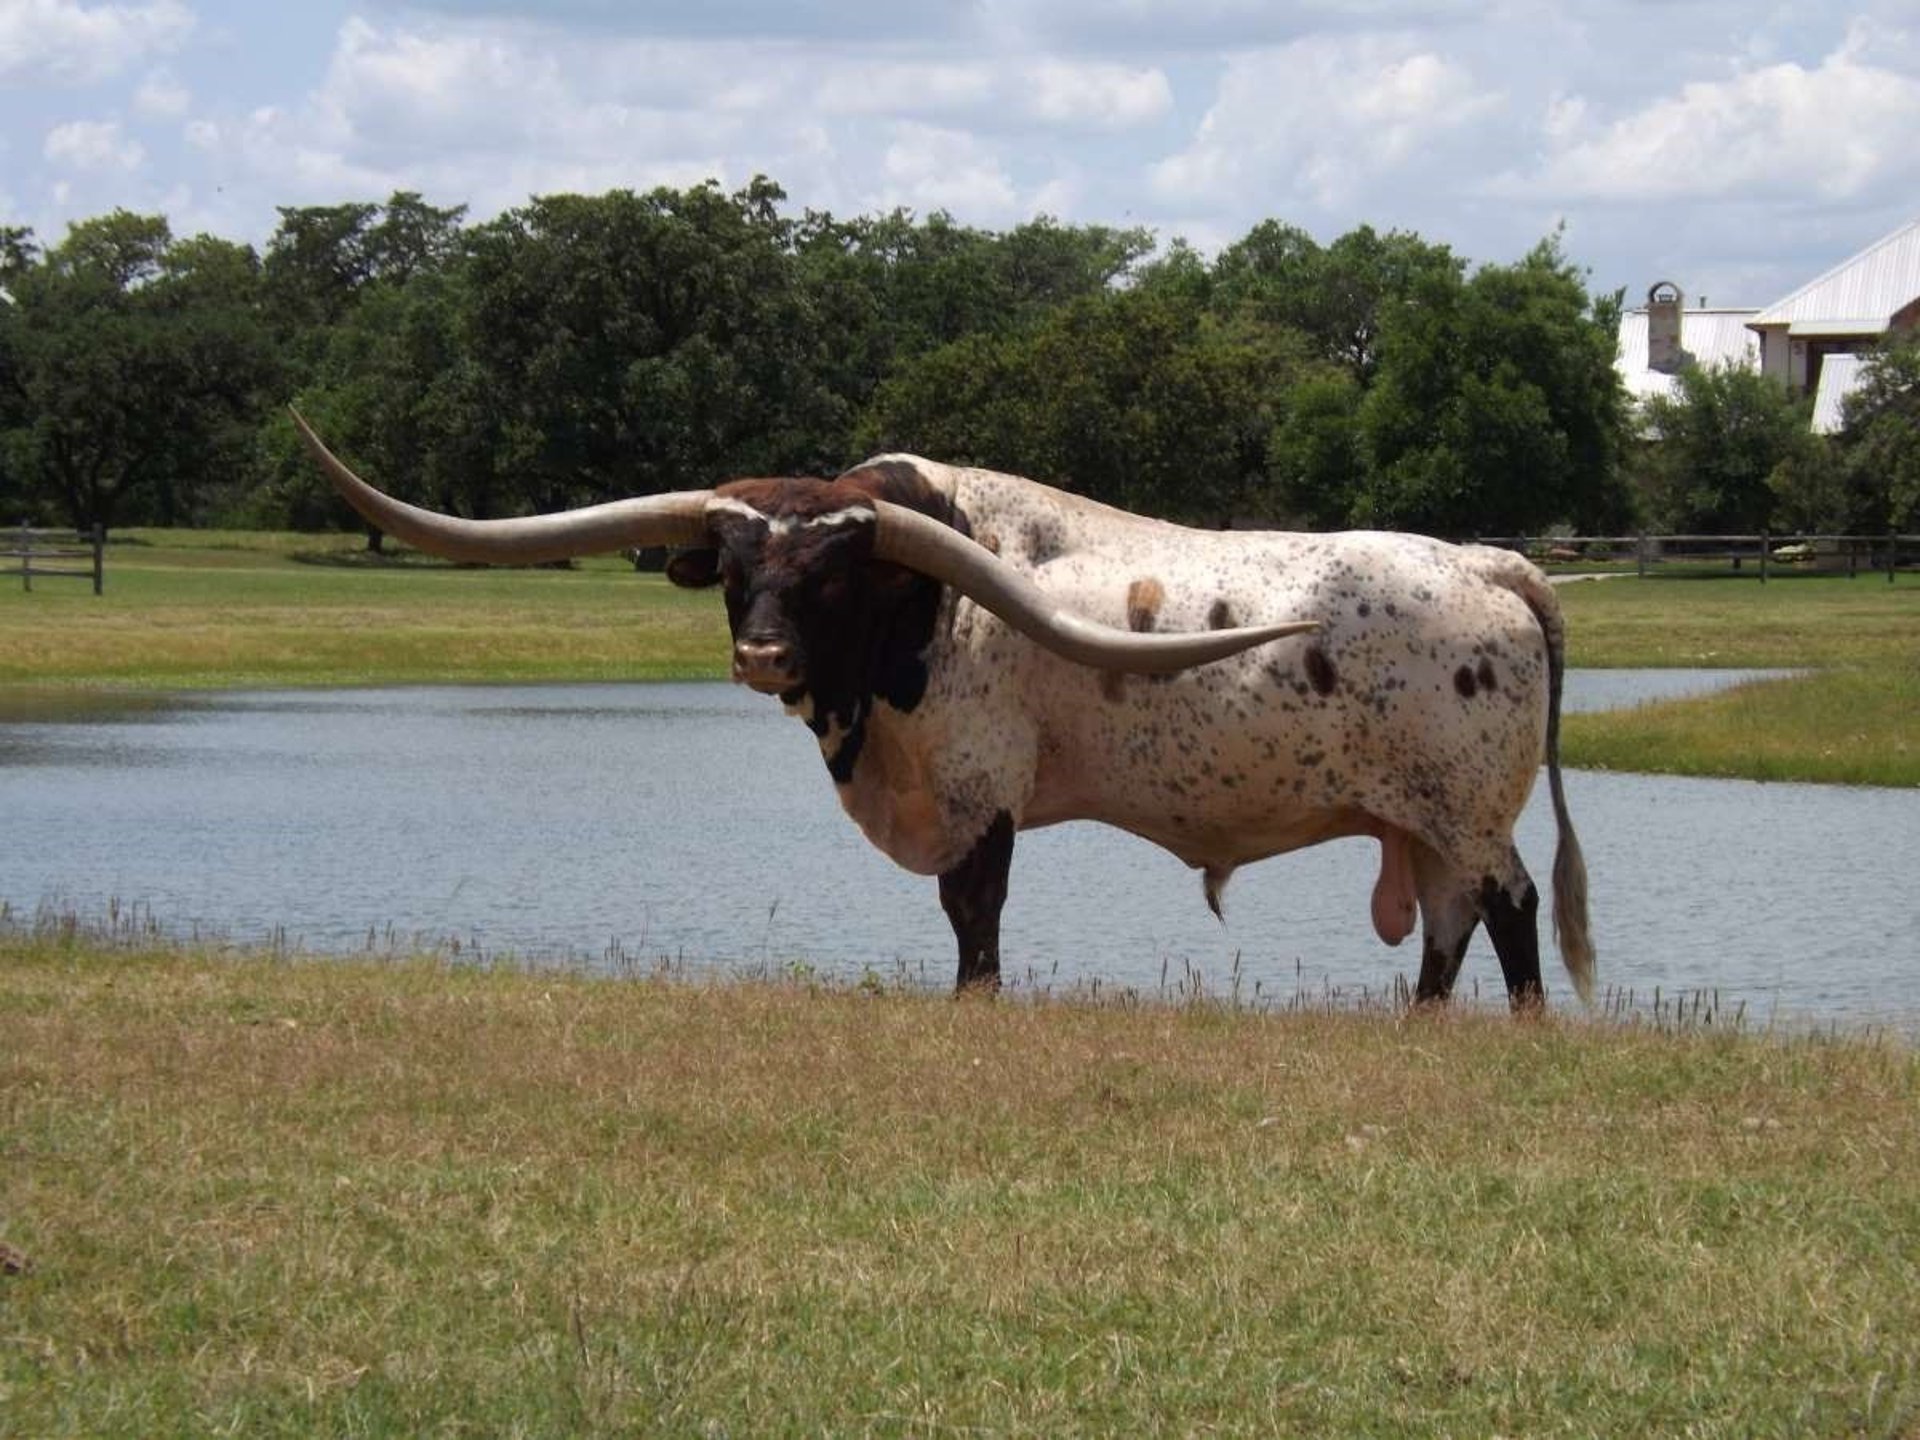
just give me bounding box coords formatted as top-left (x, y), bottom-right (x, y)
top-left (816, 574), bottom-right (849, 607)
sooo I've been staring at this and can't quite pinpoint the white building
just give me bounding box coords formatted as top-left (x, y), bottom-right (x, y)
top-left (1747, 217), bottom-right (1920, 421)
top-left (1616, 217), bottom-right (1920, 433)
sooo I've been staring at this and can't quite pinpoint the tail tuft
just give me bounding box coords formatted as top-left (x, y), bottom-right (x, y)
top-left (1493, 552), bottom-right (1596, 1005)
top-left (1551, 781), bottom-right (1595, 1004)
top-left (1203, 865), bottom-right (1231, 922)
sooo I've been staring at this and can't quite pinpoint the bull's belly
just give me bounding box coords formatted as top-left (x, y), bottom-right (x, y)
top-left (1024, 790), bottom-right (1373, 873)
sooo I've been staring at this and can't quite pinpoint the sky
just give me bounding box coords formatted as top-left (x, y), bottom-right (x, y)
top-left (4, 0), bottom-right (1918, 308)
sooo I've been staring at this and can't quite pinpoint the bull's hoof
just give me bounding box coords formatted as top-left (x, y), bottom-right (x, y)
top-left (1508, 985), bottom-right (1547, 1018)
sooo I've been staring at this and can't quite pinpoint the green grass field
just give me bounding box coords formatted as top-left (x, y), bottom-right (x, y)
top-left (2, 532), bottom-right (1915, 782)
top-left (1553, 575), bottom-right (1919, 786)
top-left (3, 934), bottom-right (1917, 1437)
top-left (0, 529), bottom-right (726, 689)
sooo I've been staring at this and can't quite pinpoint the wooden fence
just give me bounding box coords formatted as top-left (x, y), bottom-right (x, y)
top-left (1471, 533), bottom-right (1918, 583)
top-left (7, 523), bottom-right (105, 595)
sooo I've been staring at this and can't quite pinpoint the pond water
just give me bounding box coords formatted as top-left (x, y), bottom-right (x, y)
top-left (4, 672), bottom-right (1914, 1031)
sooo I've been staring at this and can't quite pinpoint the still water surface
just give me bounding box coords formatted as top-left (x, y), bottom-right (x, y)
top-left (4, 671), bottom-right (1914, 1029)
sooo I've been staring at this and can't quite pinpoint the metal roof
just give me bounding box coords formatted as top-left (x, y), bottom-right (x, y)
top-left (1811, 353), bottom-right (1868, 435)
top-left (1615, 308), bottom-right (1759, 401)
top-left (1789, 317), bottom-right (1890, 337)
top-left (1750, 217), bottom-right (1920, 329)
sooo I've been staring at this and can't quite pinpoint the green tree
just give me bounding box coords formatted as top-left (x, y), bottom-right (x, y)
top-left (1267, 369), bottom-right (1367, 527)
top-left (273, 269), bottom-right (488, 545)
top-left (453, 178), bottom-right (843, 508)
top-left (1213, 222), bottom-right (1459, 383)
top-left (262, 192), bottom-right (466, 381)
top-left (1834, 331), bottom-right (1920, 532)
top-left (862, 271), bottom-right (1308, 522)
top-left (1358, 235), bottom-right (1629, 535)
top-left (0, 227), bottom-right (41, 518)
top-left (1, 212), bottom-right (277, 531)
top-left (785, 207), bottom-right (1155, 469)
top-left (1634, 362), bottom-right (1814, 532)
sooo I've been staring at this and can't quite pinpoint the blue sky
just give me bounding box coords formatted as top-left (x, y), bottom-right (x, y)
top-left (4, 0), bottom-right (1917, 307)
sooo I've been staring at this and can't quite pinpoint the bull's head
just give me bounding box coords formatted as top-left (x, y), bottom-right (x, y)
top-left (290, 411), bottom-right (1315, 691)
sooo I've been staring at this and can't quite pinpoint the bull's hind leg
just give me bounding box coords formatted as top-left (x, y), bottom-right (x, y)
top-left (1479, 847), bottom-right (1545, 1012)
top-left (1410, 843), bottom-right (1545, 1012)
top-left (1410, 842), bottom-right (1481, 1006)
top-left (938, 811), bottom-right (1014, 994)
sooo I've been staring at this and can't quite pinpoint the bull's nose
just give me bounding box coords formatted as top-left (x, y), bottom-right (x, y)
top-left (732, 639), bottom-right (796, 691)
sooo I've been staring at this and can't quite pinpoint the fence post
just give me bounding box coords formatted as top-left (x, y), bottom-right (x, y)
top-left (19, 520), bottom-right (29, 594)
top-left (1636, 533), bottom-right (1647, 579)
top-left (91, 523), bottom-right (104, 596)
top-left (1892, 529), bottom-right (1899, 585)
top-left (1759, 528), bottom-right (1769, 584)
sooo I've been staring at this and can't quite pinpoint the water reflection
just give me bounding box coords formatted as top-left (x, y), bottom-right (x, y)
top-left (4, 676), bottom-right (1912, 1031)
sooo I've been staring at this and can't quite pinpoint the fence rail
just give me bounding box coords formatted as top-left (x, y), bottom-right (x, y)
top-left (1470, 532), bottom-right (1919, 583)
top-left (6, 523), bottom-right (105, 595)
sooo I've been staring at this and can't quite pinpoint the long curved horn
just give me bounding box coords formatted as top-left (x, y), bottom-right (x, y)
top-left (290, 408), bottom-right (712, 562)
top-left (871, 501), bottom-right (1317, 674)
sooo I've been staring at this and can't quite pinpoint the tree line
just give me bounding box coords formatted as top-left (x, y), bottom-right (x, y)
top-left (1, 177), bottom-right (1913, 543)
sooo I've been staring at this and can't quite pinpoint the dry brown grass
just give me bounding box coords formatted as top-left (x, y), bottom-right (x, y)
top-left (5, 937), bottom-right (1917, 1436)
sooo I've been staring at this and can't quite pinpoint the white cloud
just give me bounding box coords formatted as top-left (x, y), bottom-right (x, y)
top-left (173, 15), bottom-right (1164, 228)
top-left (44, 116), bottom-right (145, 171)
top-left (1152, 34), bottom-right (1498, 213)
top-left (979, 0), bottom-right (1485, 54)
top-left (813, 60), bottom-right (997, 118)
top-left (1543, 93), bottom-right (1587, 142)
top-left (1020, 59), bottom-right (1171, 129)
top-left (132, 66), bottom-right (190, 118)
top-left (0, 0), bottom-right (192, 84)
top-left (7, 0), bottom-right (1904, 313)
top-left (875, 123), bottom-right (1021, 218)
top-left (1526, 31), bottom-right (1920, 203)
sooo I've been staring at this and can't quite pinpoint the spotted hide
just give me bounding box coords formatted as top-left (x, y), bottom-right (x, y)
top-left (292, 413), bottom-right (1592, 1010)
top-left (677, 455), bottom-right (1593, 1010)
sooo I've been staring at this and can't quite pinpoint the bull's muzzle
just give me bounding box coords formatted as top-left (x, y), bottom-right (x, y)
top-left (732, 639), bottom-right (798, 693)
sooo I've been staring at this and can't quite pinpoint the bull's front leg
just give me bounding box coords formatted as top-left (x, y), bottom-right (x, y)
top-left (938, 811), bottom-right (1015, 994)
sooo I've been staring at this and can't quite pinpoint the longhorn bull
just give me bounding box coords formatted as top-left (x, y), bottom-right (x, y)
top-left (294, 412), bottom-right (1592, 1009)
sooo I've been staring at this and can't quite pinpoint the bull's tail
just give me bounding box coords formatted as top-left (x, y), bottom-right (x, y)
top-left (1541, 612), bottom-right (1595, 1004)
top-left (1487, 555), bottom-right (1595, 1003)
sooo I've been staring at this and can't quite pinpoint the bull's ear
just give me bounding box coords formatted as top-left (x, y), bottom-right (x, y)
top-left (666, 547), bottom-right (721, 588)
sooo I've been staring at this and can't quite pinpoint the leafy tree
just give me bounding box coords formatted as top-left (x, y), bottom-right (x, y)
top-left (273, 270), bottom-right (489, 545)
top-left (262, 201), bottom-right (380, 339)
top-left (0, 228), bottom-right (40, 517)
top-left (262, 192), bottom-right (467, 382)
top-left (1358, 235), bottom-right (1630, 535)
top-left (367, 192), bottom-right (470, 285)
top-left (1834, 330), bottom-right (1920, 532)
top-left (1765, 438), bottom-right (1854, 535)
top-left (785, 207), bottom-right (1155, 466)
top-left (1633, 362), bottom-right (1814, 532)
top-left (1, 212), bottom-right (277, 532)
top-left (1213, 222), bottom-right (1459, 382)
top-left (1267, 369), bottom-right (1367, 527)
top-left (862, 274), bottom-right (1308, 522)
top-left (0, 224), bottom-right (34, 284)
top-left (453, 178), bottom-right (841, 509)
